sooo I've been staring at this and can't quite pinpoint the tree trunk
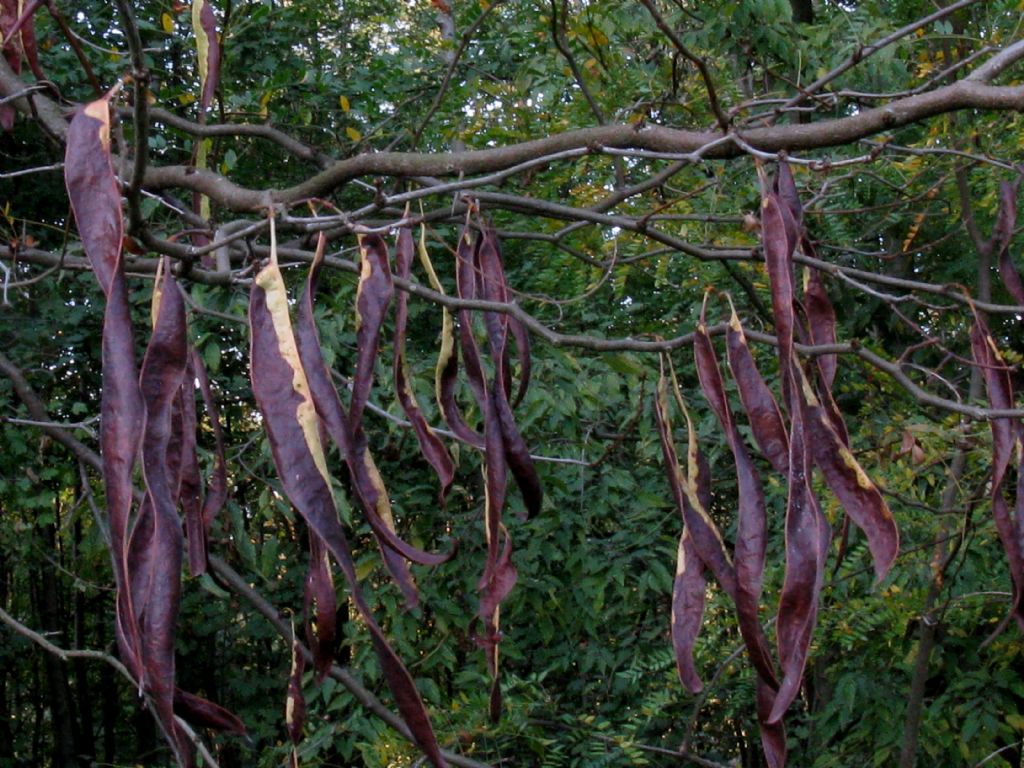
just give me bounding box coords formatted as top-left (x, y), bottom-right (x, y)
top-left (100, 655), bottom-right (117, 765)
top-left (898, 601), bottom-right (940, 768)
top-left (31, 659), bottom-right (44, 764)
top-left (900, 181), bottom-right (990, 765)
top-left (34, 519), bottom-right (80, 768)
top-left (0, 553), bottom-right (13, 760)
top-left (789, 0), bottom-right (813, 24)
top-left (72, 517), bottom-right (95, 764)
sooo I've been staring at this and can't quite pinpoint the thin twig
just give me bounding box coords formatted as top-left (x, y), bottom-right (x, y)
top-left (973, 741), bottom-right (1024, 768)
top-left (782, 0), bottom-right (985, 109)
top-left (1, 415), bottom-right (98, 438)
top-left (207, 556), bottom-right (495, 768)
top-left (113, 0), bottom-right (150, 238)
top-left (0, 83), bottom-right (48, 106)
top-left (0, 161), bottom-right (62, 178)
top-left (409, 0), bottom-right (507, 149)
top-left (44, 0), bottom-right (102, 96)
top-left (636, 0), bottom-right (730, 131)
top-left (329, 369), bottom-right (593, 466)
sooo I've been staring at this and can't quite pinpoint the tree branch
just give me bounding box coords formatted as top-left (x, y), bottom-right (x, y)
top-left (4, 52), bottom-right (1023, 212)
top-left (132, 107), bottom-right (334, 168)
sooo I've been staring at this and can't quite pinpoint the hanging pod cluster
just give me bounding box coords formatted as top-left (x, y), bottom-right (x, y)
top-left (66, 90), bottom-right (542, 768)
top-left (969, 177), bottom-right (1024, 632)
top-left (56, 79), bottom-right (1024, 766)
top-left (249, 206), bottom-right (541, 762)
top-left (655, 162), bottom-right (899, 768)
top-left (65, 95), bottom-right (237, 767)
top-left (248, 219), bottom-right (464, 767)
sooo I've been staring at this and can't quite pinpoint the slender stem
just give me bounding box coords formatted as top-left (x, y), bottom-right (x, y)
top-left (207, 556), bottom-right (495, 768)
top-left (409, 0), bottom-right (507, 150)
top-left (782, 0), bottom-right (985, 109)
top-left (637, 0), bottom-right (730, 131)
top-left (113, 0), bottom-right (150, 238)
top-left (45, 0), bottom-right (102, 95)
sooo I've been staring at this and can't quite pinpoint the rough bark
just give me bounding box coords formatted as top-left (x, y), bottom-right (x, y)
top-left (34, 519), bottom-right (79, 768)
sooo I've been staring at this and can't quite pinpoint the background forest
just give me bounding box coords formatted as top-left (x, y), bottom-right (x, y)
top-left (2, 1), bottom-right (1024, 767)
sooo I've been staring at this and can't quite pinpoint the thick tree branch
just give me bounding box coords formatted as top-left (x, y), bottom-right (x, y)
top-left (966, 39), bottom-right (1024, 83)
top-left (4, 52), bottom-right (1023, 212)
top-left (3, 251), bottom-right (1020, 421)
top-left (130, 81), bottom-right (1024, 207)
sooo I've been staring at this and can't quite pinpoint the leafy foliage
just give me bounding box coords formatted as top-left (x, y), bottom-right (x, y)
top-left (4, 2), bottom-right (1024, 768)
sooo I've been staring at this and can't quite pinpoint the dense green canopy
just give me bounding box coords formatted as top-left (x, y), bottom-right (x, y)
top-left (2, 1), bottom-right (1024, 766)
